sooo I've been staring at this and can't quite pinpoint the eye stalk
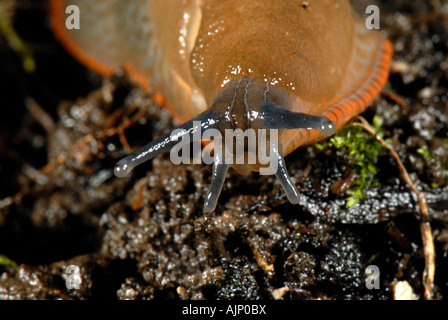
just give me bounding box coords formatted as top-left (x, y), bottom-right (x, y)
top-left (114, 107), bottom-right (220, 178)
top-left (318, 118), bottom-right (336, 136)
top-left (256, 102), bottom-right (336, 136)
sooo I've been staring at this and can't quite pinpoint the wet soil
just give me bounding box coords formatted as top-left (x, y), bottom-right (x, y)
top-left (0, 0), bottom-right (447, 300)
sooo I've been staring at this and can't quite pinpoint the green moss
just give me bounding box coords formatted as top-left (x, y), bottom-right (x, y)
top-left (315, 115), bottom-right (389, 207)
top-left (0, 0), bottom-right (36, 72)
top-left (417, 146), bottom-right (448, 187)
top-left (0, 254), bottom-right (19, 270)
top-left (367, 253), bottom-right (379, 265)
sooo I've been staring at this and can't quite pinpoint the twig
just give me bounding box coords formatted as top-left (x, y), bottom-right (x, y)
top-left (381, 91), bottom-right (407, 109)
top-left (25, 98), bottom-right (56, 134)
top-left (0, 99), bottom-right (148, 211)
top-left (353, 116), bottom-right (435, 300)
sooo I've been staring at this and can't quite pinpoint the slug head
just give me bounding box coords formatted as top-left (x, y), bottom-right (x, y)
top-left (114, 77), bottom-right (335, 212)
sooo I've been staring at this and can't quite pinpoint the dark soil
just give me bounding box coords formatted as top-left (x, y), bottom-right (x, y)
top-left (0, 0), bottom-right (447, 300)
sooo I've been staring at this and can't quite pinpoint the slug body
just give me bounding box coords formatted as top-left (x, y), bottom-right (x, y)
top-left (51, 0), bottom-right (392, 212)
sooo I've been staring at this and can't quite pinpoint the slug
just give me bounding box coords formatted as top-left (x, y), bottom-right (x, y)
top-left (50, 0), bottom-right (392, 212)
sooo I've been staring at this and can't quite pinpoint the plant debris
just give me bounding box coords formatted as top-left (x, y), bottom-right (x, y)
top-left (0, 0), bottom-right (447, 300)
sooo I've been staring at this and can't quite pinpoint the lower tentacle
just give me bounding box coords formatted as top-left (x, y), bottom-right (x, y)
top-left (203, 152), bottom-right (230, 213)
